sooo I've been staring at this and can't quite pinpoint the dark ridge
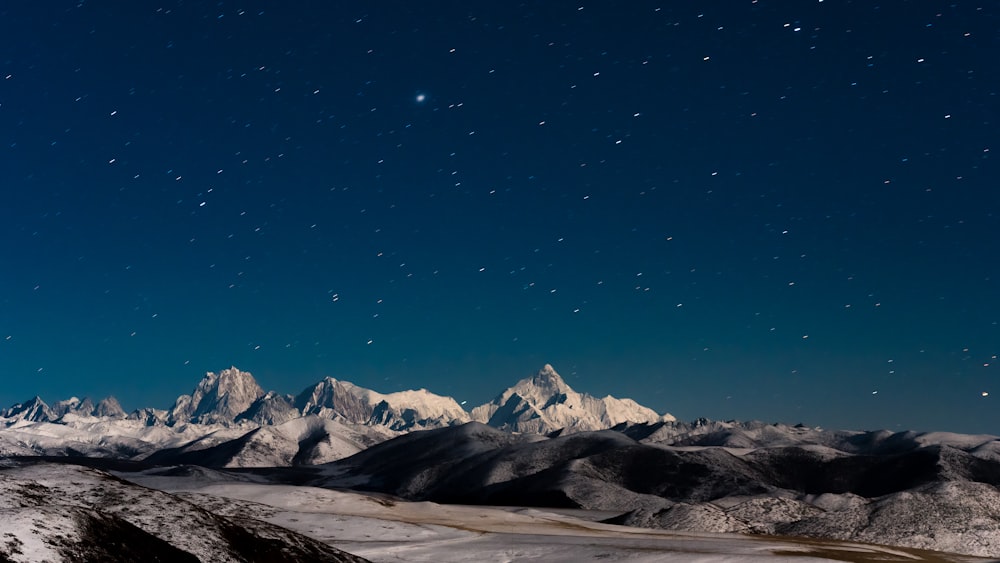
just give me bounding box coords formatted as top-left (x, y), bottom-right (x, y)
top-left (142, 428), bottom-right (258, 467)
top-left (70, 509), bottom-right (201, 563)
top-left (480, 484), bottom-right (581, 509)
top-left (583, 445), bottom-right (769, 501)
top-left (7, 456), bottom-right (163, 472)
top-left (611, 421), bottom-right (667, 441)
top-left (599, 509), bottom-right (642, 526)
top-left (745, 447), bottom-right (942, 496)
top-left (433, 464), bottom-right (582, 508)
top-left (291, 427), bottom-right (331, 466)
top-left (228, 465), bottom-right (328, 485)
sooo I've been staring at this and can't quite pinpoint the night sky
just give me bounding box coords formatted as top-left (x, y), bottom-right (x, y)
top-left (1, 2), bottom-right (997, 433)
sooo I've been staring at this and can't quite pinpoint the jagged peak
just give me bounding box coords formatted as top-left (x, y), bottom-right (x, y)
top-left (296, 376), bottom-right (344, 395)
top-left (1, 395), bottom-right (55, 423)
top-left (0, 363), bottom-right (672, 435)
top-left (8, 396), bottom-right (52, 413)
top-left (534, 363), bottom-right (564, 383)
top-left (502, 364), bottom-right (574, 406)
top-left (209, 365), bottom-right (257, 384)
top-left (295, 376), bottom-right (349, 399)
top-left (470, 364), bottom-right (674, 433)
top-left (166, 366), bottom-right (265, 426)
top-left (192, 367), bottom-right (263, 398)
top-left (94, 396), bottom-right (126, 417)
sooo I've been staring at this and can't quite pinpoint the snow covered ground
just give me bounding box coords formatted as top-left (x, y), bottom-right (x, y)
top-left (125, 470), bottom-right (992, 563)
top-left (0, 461), bottom-right (364, 562)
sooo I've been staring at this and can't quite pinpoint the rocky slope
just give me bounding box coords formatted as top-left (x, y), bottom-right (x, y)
top-left (0, 460), bottom-right (369, 563)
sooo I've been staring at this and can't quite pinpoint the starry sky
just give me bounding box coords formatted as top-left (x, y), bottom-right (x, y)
top-left (1, 2), bottom-right (997, 433)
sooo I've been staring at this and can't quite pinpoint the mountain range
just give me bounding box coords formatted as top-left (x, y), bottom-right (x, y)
top-left (0, 364), bottom-right (672, 464)
top-left (3, 364), bottom-right (1000, 558)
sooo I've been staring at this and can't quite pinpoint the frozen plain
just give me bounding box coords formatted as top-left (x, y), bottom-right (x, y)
top-left (126, 470), bottom-right (994, 563)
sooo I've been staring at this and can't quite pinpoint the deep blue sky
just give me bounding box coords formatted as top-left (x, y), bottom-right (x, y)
top-left (1, 2), bottom-right (997, 433)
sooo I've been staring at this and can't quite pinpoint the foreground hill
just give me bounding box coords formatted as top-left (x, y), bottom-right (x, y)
top-left (0, 460), bottom-right (368, 563)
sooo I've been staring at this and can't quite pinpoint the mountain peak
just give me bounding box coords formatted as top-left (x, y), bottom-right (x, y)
top-left (506, 364), bottom-right (573, 406)
top-left (471, 364), bottom-right (672, 433)
top-left (531, 364), bottom-right (568, 388)
top-left (1, 395), bottom-right (55, 424)
top-left (94, 396), bottom-right (126, 418)
top-left (1, 362), bottom-right (672, 437)
top-left (168, 366), bottom-right (265, 426)
top-left (215, 366), bottom-right (261, 389)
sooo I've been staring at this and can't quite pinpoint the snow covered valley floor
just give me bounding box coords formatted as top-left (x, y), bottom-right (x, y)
top-left (122, 465), bottom-right (995, 563)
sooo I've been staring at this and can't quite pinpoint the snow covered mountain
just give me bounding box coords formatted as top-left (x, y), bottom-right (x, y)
top-left (168, 366), bottom-right (267, 426)
top-left (159, 366), bottom-right (471, 432)
top-left (0, 414), bottom-right (253, 460)
top-left (0, 395), bottom-right (127, 427)
top-left (239, 390), bottom-right (300, 425)
top-left (144, 415), bottom-right (395, 468)
top-left (470, 364), bottom-right (674, 434)
top-left (295, 378), bottom-right (375, 422)
top-left (2, 364), bottom-right (671, 464)
top-left (295, 377), bottom-right (471, 431)
top-left (1, 364), bottom-right (673, 444)
top-left (52, 396), bottom-right (127, 419)
top-left (0, 397), bottom-right (55, 425)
